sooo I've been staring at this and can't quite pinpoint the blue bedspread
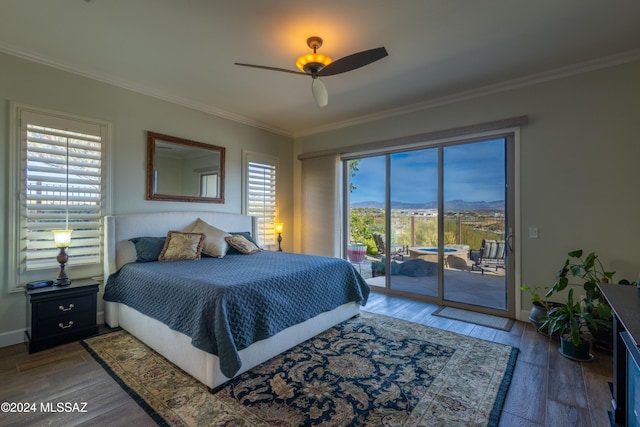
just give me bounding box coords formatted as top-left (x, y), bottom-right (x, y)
top-left (103, 251), bottom-right (370, 377)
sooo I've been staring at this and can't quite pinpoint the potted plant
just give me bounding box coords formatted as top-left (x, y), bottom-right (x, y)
top-left (546, 250), bottom-right (615, 349)
top-left (539, 288), bottom-right (607, 361)
top-left (347, 243), bottom-right (367, 264)
top-left (520, 284), bottom-right (565, 333)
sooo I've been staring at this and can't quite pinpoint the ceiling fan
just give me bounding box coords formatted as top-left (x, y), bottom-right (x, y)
top-left (235, 36), bottom-right (388, 107)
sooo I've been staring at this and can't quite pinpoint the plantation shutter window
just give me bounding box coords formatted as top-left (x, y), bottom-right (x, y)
top-left (11, 105), bottom-right (110, 290)
top-left (243, 152), bottom-right (278, 249)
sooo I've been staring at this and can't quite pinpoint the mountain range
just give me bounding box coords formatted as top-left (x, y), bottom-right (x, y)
top-left (351, 199), bottom-right (505, 211)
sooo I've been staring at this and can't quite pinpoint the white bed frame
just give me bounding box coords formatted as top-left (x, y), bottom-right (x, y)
top-left (103, 211), bottom-right (360, 390)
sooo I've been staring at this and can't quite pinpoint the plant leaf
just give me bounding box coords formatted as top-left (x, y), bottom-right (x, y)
top-left (570, 265), bottom-right (582, 277)
top-left (568, 249), bottom-right (583, 258)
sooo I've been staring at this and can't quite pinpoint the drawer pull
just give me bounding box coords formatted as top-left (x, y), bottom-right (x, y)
top-left (58, 321), bottom-right (74, 329)
top-left (58, 303), bottom-right (75, 312)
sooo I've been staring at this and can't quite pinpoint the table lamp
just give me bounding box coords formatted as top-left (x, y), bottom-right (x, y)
top-left (275, 223), bottom-right (283, 252)
top-left (52, 229), bottom-right (72, 286)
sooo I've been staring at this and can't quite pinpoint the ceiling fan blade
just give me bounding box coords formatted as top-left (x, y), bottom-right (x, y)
top-left (312, 78), bottom-right (328, 107)
top-left (234, 62), bottom-right (307, 76)
top-left (319, 47), bottom-right (388, 77)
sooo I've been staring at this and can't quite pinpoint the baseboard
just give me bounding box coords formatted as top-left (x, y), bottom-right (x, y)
top-left (0, 311), bottom-right (105, 349)
top-left (0, 328), bottom-right (27, 348)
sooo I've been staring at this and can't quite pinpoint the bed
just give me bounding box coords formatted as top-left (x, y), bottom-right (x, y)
top-left (103, 211), bottom-right (369, 390)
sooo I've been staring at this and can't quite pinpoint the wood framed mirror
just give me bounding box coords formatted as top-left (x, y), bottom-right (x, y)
top-left (146, 131), bottom-right (225, 203)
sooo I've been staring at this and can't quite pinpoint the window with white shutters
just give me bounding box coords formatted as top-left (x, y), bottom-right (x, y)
top-left (243, 152), bottom-right (278, 249)
top-left (9, 104), bottom-right (110, 291)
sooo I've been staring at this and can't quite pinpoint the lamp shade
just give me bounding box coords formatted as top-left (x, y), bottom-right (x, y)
top-left (52, 229), bottom-right (72, 248)
top-left (274, 223), bottom-right (284, 234)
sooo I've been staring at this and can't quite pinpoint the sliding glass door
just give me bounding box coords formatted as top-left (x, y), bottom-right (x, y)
top-left (346, 156), bottom-right (386, 282)
top-left (442, 139), bottom-right (509, 311)
top-left (345, 135), bottom-right (514, 317)
top-left (388, 149), bottom-right (439, 297)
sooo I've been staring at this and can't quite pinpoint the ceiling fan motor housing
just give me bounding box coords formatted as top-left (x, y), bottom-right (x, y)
top-left (303, 63), bottom-right (325, 75)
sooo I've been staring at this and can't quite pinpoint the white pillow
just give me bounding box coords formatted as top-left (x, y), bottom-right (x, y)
top-left (189, 218), bottom-right (230, 257)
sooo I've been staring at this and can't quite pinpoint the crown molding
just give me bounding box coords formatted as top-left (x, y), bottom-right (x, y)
top-left (0, 43), bottom-right (293, 137)
top-left (292, 49), bottom-right (640, 138)
top-left (3, 42), bottom-right (638, 140)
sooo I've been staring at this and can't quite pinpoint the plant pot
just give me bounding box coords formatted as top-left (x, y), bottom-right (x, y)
top-left (588, 313), bottom-right (613, 352)
top-left (559, 336), bottom-right (593, 361)
top-left (528, 301), bottom-right (565, 335)
top-left (347, 244), bottom-right (367, 264)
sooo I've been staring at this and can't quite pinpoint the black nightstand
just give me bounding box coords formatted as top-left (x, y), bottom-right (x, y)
top-left (25, 278), bottom-right (99, 353)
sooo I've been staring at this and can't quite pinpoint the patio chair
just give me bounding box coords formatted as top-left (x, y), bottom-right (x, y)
top-left (472, 239), bottom-right (506, 274)
top-left (372, 232), bottom-right (404, 261)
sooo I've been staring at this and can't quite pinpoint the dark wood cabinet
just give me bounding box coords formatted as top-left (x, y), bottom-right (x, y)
top-left (25, 279), bottom-right (99, 353)
top-left (599, 283), bottom-right (640, 426)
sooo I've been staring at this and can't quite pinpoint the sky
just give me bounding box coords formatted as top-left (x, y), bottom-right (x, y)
top-left (349, 138), bottom-right (506, 204)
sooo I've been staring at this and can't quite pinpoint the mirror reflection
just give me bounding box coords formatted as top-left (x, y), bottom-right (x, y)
top-left (146, 131), bottom-right (225, 203)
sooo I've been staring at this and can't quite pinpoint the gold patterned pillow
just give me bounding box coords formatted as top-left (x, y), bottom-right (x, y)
top-left (225, 234), bottom-right (261, 255)
top-left (158, 231), bottom-right (205, 262)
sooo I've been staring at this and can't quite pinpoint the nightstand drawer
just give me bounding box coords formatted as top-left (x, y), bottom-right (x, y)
top-left (35, 311), bottom-right (95, 337)
top-left (37, 294), bottom-right (93, 320)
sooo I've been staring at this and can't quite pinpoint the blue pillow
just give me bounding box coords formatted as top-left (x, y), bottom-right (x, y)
top-left (226, 232), bottom-right (259, 255)
top-left (129, 236), bottom-right (166, 262)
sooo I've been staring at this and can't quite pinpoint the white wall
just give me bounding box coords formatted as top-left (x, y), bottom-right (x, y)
top-left (2, 51), bottom-right (638, 345)
top-left (293, 59), bottom-right (640, 320)
top-left (0, 52), bottom-right (293, 346)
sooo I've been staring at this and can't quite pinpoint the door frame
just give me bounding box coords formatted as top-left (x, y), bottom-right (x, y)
top-left (343, 128), bottom-right (521, 319)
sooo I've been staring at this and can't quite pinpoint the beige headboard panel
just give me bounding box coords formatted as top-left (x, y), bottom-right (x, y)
top-left (104, 211), bottom-right (256, 282)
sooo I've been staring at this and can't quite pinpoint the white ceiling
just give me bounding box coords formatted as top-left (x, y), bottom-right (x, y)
top-left (1, 0), bottom-right (639, 137)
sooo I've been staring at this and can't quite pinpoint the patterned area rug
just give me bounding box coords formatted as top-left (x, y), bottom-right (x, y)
top-left (82, 312), bottom-right (517, 426)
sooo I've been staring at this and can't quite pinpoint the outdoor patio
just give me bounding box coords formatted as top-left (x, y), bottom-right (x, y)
top-left (350, 253), bottom-right (507, 310)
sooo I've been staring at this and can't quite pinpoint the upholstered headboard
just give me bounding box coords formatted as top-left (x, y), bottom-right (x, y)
top-left (104, 211), bottom-right (256, 283)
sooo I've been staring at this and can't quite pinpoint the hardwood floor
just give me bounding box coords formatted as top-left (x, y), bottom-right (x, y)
top-left (0, 292), bottom-right (614, 426)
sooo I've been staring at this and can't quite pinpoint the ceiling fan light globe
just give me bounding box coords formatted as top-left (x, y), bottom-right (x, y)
top-left (296, 54), bottom-right (332, 73)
